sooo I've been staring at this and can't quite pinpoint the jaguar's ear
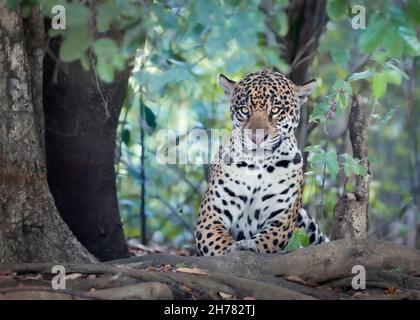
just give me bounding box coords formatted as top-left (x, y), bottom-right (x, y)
top-left (296, 79), bottom-right (317, 105)
top-left (218, 74), bottom-right (236, 96)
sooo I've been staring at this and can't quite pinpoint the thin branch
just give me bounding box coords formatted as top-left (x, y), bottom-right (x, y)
top-left (89, 48), bottom-right (110, 119)
top-left (149, 194), bottom-right (194, 235)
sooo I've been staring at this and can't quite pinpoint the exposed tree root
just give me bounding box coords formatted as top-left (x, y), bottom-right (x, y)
top-left (0, 240), bottom-right (419, 300)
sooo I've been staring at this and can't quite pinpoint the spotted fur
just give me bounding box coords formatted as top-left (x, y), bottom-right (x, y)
top-left (195, 70), bottom-right (329, 256)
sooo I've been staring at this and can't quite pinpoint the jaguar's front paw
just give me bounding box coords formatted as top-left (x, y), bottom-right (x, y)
top-left (227, 239), bottom-right (258, 254)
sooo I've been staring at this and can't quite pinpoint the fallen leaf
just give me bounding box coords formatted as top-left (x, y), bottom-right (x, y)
top-left (385, 287), bottom-right (397, 295)
top-left (352, 292), bottom-right (368, 297)
top-left (284, 275), bottom-right (306, 285)
top-left (25, 274), bottom-right (43, 280)
top-left (179, 285), bottom-right (193, 293)
top-left (218, 291), bottom-right (233, 299)
top-left (163, 264), bottom-right (173, 272)
top-left (145, 266), bottom-right (157, 272)
top-left (176, 267), bottom-right (208, 276)
top-left (65, 273), bottom-right (82, 280)
top-left (243, 296), bottom-right (256, 300)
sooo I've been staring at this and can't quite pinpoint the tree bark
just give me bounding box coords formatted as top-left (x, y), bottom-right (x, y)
top-left (333, 95), bottom-right (370, 240)
top-left (0, 5), bottom-right (96, 264)
top-left (260, 0), bottom-right (328, 162)
top-left (1, 240), bottom-right (419, 300)
top-left (284, 0), bottom-right (328, 152)
top-left (43, 15), bottom-right (131, 260)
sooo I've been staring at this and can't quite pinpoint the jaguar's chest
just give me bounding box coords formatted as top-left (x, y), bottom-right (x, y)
top-left (219, 152), bottom-right (302, 241)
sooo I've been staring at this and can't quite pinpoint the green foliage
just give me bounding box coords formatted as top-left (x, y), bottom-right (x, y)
top-left (372, 72), bottom-right (387, 98)
top-left (359, 17), bottom-right (387, 53)
top-left (52, 2), bottom-right (92, 62)
top-left (92, 38), bottom-right (125, 83)
top-left (121, 128), bottom-right (131, 146)
top-left (308, 80), bottom-right (351, 123)
top-left (284, 228), bottom-right (310, 252)
top-left (113, 0), bottom-right (293, 243)
top-left (333, 80), bottom-right (352, 108)
top-left (96, 2), bottom-right (116, 33)
top-left (305, 147), bottom-right (368, 183)
top-left (348, 70), bottom-right (374, 82)
top-left (305, 145), bottom-right (340, 179)
top-left (24, 0), bottom-right (420, 245)
top-left (326, 0), bottom-right (349, 21)
top-left (142, 102), bottom-right (157, 134)
top-left (342, 154), bottom-right (367, 177)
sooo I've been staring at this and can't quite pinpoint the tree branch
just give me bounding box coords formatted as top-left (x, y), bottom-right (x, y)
top-left (333, 95), bottom-right (370, 240)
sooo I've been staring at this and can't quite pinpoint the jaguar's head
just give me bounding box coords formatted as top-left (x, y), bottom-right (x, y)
top-left (219, 69), bottom-right (316, 151)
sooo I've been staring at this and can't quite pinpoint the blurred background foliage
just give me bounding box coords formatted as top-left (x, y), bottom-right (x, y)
top-left (8, 0), bottom-right (420, 248)
top-left (113, 0), bottom-right (420, 248)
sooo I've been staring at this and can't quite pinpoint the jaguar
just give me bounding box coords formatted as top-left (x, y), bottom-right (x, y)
top-left (195, 69), bottom-right (329, 256)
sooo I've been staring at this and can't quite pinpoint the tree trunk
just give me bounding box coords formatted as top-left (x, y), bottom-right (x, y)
top-left (0, 5), bottom-right (96, 264)
top-left (284, 0), bottom-right (328, 152)
top-left (260, 0), bottom-right (328, 164)
top-left (43, 22), bottom-right (131, 261)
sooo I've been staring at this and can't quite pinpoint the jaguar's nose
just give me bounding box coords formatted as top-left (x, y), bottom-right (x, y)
top-left (250, 131), bottom-right (268, 145)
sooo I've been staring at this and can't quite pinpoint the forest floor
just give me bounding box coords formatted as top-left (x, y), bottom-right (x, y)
top-left (0, 239), bottom-right (419, 300)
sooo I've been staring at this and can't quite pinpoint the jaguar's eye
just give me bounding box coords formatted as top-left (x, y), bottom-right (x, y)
top-left (239, 106), bottom-right (250, 115)
top-left (271, 107), bottom-right (280, 115)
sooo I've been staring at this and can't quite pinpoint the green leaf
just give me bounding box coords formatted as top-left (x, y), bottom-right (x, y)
top-left (307, 148), bottom-right (339, 179)
top-left (143, 104), bottom-right (157, 131)
top-left (97, 3), bottom-right (116, 33)
top-left (333, 80), bottom-right (352, 109)
top-left (359, 18), bottom-right (386, 53)
top-left (310, 152), bottom-right (327, 164)
top-left (343, 154), bottom-right (355, 177)
top-left (59, 26), bottom-right (91, 62)
top-left (383, 27), bottom-right (403, 58)
top-left (333, 80), bottom-right (352, 95)
top-left (96, 63), bottom-right (115, 83)
top-left (387, 5), bottom-right (406, 25)
top-left (304, 145), bottom-right (322, 153)
top-left (122, 128), bottom-right (131, 146)
top-left (93, 38), bottom-right (125, 83)
top-left (65, 2), bottom-right (92, 28)
top-left (372, 72), bottom-right (387, 98)
top-left (354, 162), bottom-right (367, 176)
top-left (343, 154), bottom-right (367, 177)
top-left (54, 2), bottom-right (92, 62)
top-left (325, 152), bottom-right (339, 179)
top-left (122, 24), bottom-right (146, 55)
top-left (398, 26), bottom-right (420, 56)
top-left (383, 70), bottom-right (402, 85)
top-left (309, 102), bottom-right (329, 123)
top-left (326, 0), bottom-right (348, 21)
top-left (384, 62), bottom-right (409, 80)
top-left (348, 70), bottom-right (375, 82)
top-left (284, 228), bottom-right (309, 252)
top-left (93, 38), bottom-right (119, 57)
top-left (406, 0), bottom-right (420, 24)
